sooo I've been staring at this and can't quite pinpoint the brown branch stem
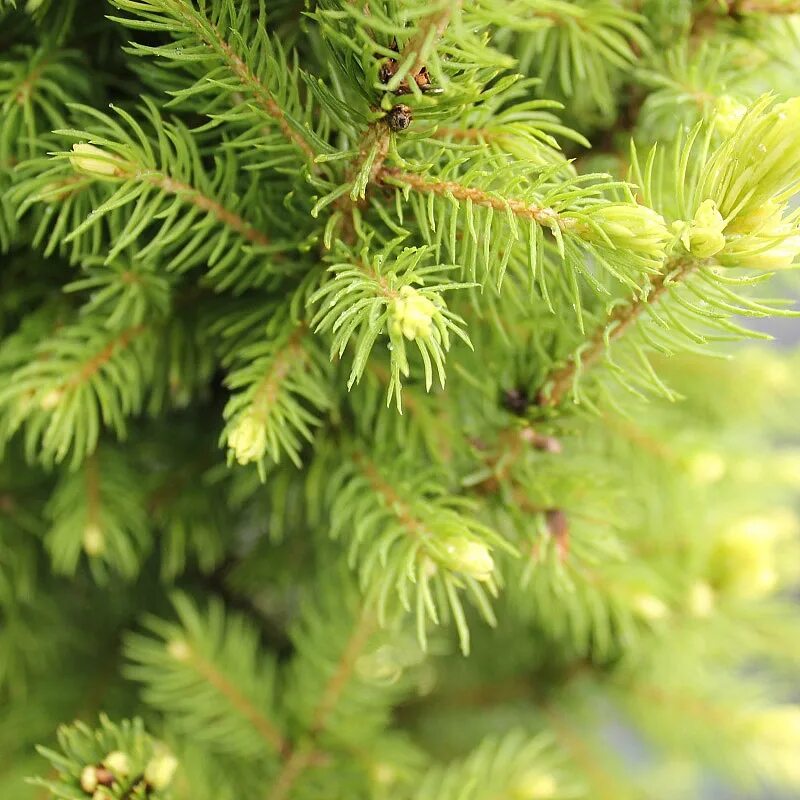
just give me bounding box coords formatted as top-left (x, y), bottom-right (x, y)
top-left (402, 0), bottom-right (463, 79)
top-left (249, 327), bottom-right (307, 421)
top-left (186, 649), bottom-right (288, 755)
top-left (173, 0), bottom-right (315, 162)
top-left (143, 174), bottom-right (270, 247)
top-left (537, 259), bottom-right (697, 407)
top-left (378, 167), bottom-right (575, 230)
top-left (266, 608), bottom-right (376, 800)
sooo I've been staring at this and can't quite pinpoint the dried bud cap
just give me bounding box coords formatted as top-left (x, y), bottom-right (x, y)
top-left (443, 538), bottom-right (494, 581)
top-left (80, 765), bottom-right (99, 793)
top-left (389, 285), bottom-right (438, 341)
top-left (520, 427), bottom-right (563, 454)
top-left (144, 747), bottom-right (179, 790)
top-left (714, 95), bottom-right (747, 137)
top-left (228, 414), bottom-right (267, 465)
top-left (69, 143), bottom-right (124, 178)
top-left (103, 751), bottom-right (130, 778)
top-left (675, 199), bottom-right (727, 258)
top-left (387, 104), bottom-right (412, 132)
top-left (94, 767), bottom-right (114, 787)
top-left (82, 523), bottom-right (105, 556)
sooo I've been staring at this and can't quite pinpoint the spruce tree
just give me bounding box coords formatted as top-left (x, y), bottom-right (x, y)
top-left (2, 1), bottom-right (800, 798)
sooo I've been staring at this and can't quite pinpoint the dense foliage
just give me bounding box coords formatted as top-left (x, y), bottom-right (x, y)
top-left (2, 1), bottom-right (800, 799)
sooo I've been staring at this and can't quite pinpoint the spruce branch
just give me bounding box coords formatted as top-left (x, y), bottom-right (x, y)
top-left (411, 730), bottom-right (568, 800)
top-left (125, 594), bottom-right (287, 759)
top-left (0, 45), bottom-right (92, 165)
top-left (537, 257), bottom-right (697, 407)
top-left (537, 97), bottom-right (800, 406)
top-left (402, 0), bottom-right (464, 81)
top-left (137, 173), bottom-right (271, 248)
top-left (44, 447), bottom-right (152, 580)
top-left (269, 604), bottom-right (377, 800)
top-left (32, 716), bottom-right (179, 800)
top-left (20, 101), bottom-right (296, 290)
top-left (108, 0), bottom-right (318, 165)
top-left (222, 316), bottom-right (333, 471)
top-left (310, 243), bottom-right (471, 406)
top-left (5, 5), bottom-right (800, 799)
top-left (381, 167), bottom-right (573, 229)
top-left (0, 321), bottom-right (152, 468)
top-left (320, 447), bottom-right (515, 653)
top-left (379, 161), bottom-right (670, 296)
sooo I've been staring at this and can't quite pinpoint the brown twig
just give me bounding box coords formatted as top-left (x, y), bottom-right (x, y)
top-left (403, 0), bottom-right (463, 79)
top-left (183, 647), bottom-right (288, 755)
top-left (173, 0), bottom-right (316, 162)
top-left (378, 167), bottom-right (576, 230)
top-left (143, 174), bottom-right (270, 247)
top-left (536, 259), bottom-right (697, 408)
top-left (266, 608), bottom-right (376, 800)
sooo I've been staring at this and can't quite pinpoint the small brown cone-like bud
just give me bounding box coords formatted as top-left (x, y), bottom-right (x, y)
top-left (545, 509), bottom-right (569, 561)
top-left (95, 767), bottom-right (114, 787)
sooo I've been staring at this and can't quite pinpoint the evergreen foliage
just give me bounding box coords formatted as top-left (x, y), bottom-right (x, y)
top-left (1, 1), bottom-right (800, 799)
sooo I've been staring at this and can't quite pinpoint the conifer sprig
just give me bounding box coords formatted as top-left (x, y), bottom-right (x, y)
top-left (5, 3), bottom-right (800, 799)
top-left (108, 0), bottom-right (319, 165)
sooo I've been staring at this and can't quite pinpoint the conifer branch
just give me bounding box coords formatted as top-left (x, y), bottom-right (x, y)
top-left (536, 258), bottom-right (697, 407)
top-left (268, 608), bottom-right (376, 800)
top-left (354, 452), bottom-right (429, 540)
top-left (110, 0), bottom-right (316, 163)
top-left (183, 646), bottom-right (287, 755)
top-left (266, 749), bottom-right (316, 800)
top-left (222, 323), bottom-right (332, 469)
top-left (178, 1), bottom-right (314, 162)
top-left (309, 609), bottom-right (376, 736)
top-left (62, 325), bottom-right (146, 394)
top-left (141, 174), bottom-right (270, 247)
top-left (542, 705), bottom-right (631, 798)
top-left (379, 167), bottom-right (571, 229)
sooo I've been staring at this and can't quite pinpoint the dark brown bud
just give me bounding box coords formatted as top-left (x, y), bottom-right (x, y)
top-left (378, 59), bottom-right (397, 85)
top-left (95, 767), bottom-right (115, 787)
top-left (387, 104), bottom-right (412, 132)
top-left (502, 388), bottom-right (529, 416)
